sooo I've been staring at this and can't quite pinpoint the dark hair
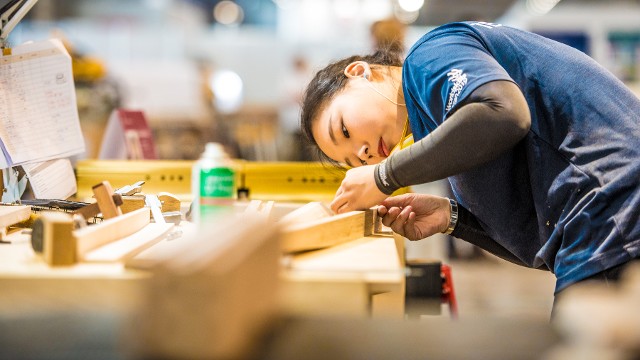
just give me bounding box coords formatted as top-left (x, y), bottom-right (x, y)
top-left (300, 50), bottom-right (403, 166)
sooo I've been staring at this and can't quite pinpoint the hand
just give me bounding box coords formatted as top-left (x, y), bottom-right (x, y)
top-left (330, 165), bottom-right (388, 213)
top-left (377, 193), bottom-right (451, 241)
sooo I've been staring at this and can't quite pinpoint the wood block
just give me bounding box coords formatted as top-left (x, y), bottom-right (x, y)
top-left (131, 213), bottom-right (281, 360)
top-left (243, 200), bottom-right (275, 222)
top-left (120, 195), bottom-right (146, 214)
top-left (158, 192), bottom-right (180, 212)
top-left (74, 207), bottom-right (150, 257)
top-left (0, 205), bottom-right (31, 229)
top-left (92, 181), bottom-right (122, 219)
top-left (281, 210), bottom-right (367, 253)
top-left (277, 201), bottom-right (333, 226)
top-left (74, 194), bottom-right (123, 220)
top-left (280, 275), bottom-right (369, 317)
top-left (82, 223), bottom-right (174, 263)
top-left (40, 211), bottom-right (76, 266)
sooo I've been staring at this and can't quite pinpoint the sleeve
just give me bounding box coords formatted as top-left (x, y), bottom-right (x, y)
top-left (403, 27), bottom-right (515, 126)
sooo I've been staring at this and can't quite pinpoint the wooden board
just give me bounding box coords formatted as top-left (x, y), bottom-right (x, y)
top-left (278, 201), bottom-right (333, 226)
top-left (74, 207), bottom-right (150, 257)
top-left (133, 213), bottom-right (281, 360)
top-left (281, 210), bottom-right (369, 253)
top-left (0, 205), bottom-right (31, 229)
top-left (82, 223), bottom-right (175, 263)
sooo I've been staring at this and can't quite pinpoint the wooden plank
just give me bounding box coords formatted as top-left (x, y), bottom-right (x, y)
top-left (81, 223), bottom-right (174, 263)
top-left (243, 200), bottom-right (275, 222)
top-left (283, 236), bottom-right (404, 318)
top-left (74, 207), bottom-right (150, 257)
top-left (133, 213), bottom-right (281, 360)
top-left (280, 275), bottom-right (370, 317)
top-left (0, 205), bottom-right (31, 229)
top-left (280, 210), bottom-right (367, 253)
top-left (277, 201), bottom-right (333, 226)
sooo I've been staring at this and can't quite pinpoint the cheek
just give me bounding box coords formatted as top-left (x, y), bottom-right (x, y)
top-left (311, 129), bottom-right (340, 162)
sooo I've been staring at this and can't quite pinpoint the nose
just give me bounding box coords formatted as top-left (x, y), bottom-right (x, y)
top-left (357, 144), bottom-right (374, 165)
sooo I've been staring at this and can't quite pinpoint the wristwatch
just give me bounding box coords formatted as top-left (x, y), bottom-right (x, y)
top-left (443, 198), bottom-right (458, 235)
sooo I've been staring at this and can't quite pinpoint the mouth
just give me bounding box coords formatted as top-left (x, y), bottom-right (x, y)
top-left (378, 137), bottom-right (390, 158)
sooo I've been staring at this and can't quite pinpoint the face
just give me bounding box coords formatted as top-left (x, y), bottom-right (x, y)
top-left (312, 78), bottom-right (404, 167)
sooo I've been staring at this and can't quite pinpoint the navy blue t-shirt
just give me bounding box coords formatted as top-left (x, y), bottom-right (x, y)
top-left (403, 21), bottom-right (640, 292)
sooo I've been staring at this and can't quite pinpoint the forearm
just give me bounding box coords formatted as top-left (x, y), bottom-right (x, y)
top-left (375, 81), bottom-right (530, 193)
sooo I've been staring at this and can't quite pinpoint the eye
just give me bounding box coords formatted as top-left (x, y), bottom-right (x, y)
top-left (341, 121), bottom-right (350, 139)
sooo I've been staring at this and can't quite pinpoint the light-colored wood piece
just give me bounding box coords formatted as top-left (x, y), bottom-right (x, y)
top-left (281, 210), bottom-right (367, 253)
top-left (371, 285), bottom-right (406, 319)
top-left (74, 207), bottom-right (150, 257)
top-left (133, 213), bottom-right (281, 360)
top-left (0, 205), bottom-right (31, 229)
top-left (41, 211), bottom-right (76, 266)
top-left (277, 201), bottom-right (333, 226)
top-left (0, 229), bottom-right (149, 314)
top-left (243, 200), bottom-right (275, 221)
top-left (283, 236), bottom-right (404, 318)
top-left (92, 181), bottom-right (122, 219)
top-left (82, 223), bottom-right (175, 263)
top-left (125, 222), bottom-right (198, 270)
top-left (280, 275), bottom-right (370, 317)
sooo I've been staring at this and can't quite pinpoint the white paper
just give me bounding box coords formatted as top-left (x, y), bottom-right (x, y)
top-left (22, 158), bottom-right (77, 199)
top-left (0, 38), bottom-right (85, 166)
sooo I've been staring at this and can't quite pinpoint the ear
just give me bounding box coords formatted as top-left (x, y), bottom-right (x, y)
top-left (344, 61), bottom-right (372, 80)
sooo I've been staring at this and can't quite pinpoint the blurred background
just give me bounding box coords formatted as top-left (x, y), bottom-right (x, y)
top-left (7, 0), bottom-right (640, 163)
top-left (5, 0), bottom-right (640, 320)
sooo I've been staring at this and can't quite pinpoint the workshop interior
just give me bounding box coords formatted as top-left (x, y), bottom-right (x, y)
top-left (1, 0), bottom-right (639, 359)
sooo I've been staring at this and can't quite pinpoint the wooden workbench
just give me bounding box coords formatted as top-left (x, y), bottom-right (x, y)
top-left (0, 204), bottom-right (405, 319)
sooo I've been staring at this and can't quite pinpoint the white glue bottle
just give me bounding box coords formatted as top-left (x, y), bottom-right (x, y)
top-left (191, 142), bottom-right (236, 225)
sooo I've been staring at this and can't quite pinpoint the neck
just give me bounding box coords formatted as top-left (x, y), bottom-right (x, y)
top-left (386, 66), bottom-right (405, 107)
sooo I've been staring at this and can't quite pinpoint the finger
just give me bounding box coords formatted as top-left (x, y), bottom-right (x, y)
top-left (381, 207), bottom-right (401, 227)
top-left (376, 205), bottom-right (388, 217)
top-left (380, 193), bottom-right (413, 208)
top-left (403, 212), bottom-right (419, 240)
top-left (336, 200), bottom-right (351, 214)
top-left (330, 196), bottom-right (343, 213)
top-left (389, 206), bottom-right (412, 232)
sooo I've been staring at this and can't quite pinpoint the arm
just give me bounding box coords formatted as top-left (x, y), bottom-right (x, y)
top-left (375, 80), bottom-right (531, 193)
top-left (378, 193), bottom-right (528, 267)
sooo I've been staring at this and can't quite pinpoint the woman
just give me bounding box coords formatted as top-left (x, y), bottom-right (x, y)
top-left (300, 21), bottom-right (640, 295)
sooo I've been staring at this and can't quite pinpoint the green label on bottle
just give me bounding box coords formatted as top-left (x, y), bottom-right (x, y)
top-left (198, 167), bottom-right (235, 221)
top-left (200, 167), bottom-right (235, 198)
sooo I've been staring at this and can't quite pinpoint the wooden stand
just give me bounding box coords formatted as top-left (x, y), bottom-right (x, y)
top-left (40, 212), bottom-right (76, 266)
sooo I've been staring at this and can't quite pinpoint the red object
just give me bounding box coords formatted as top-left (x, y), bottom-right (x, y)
top-left (441, 264), bottom-right (458, 319)
top-left (117, 109), bottom-right (158, 160)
